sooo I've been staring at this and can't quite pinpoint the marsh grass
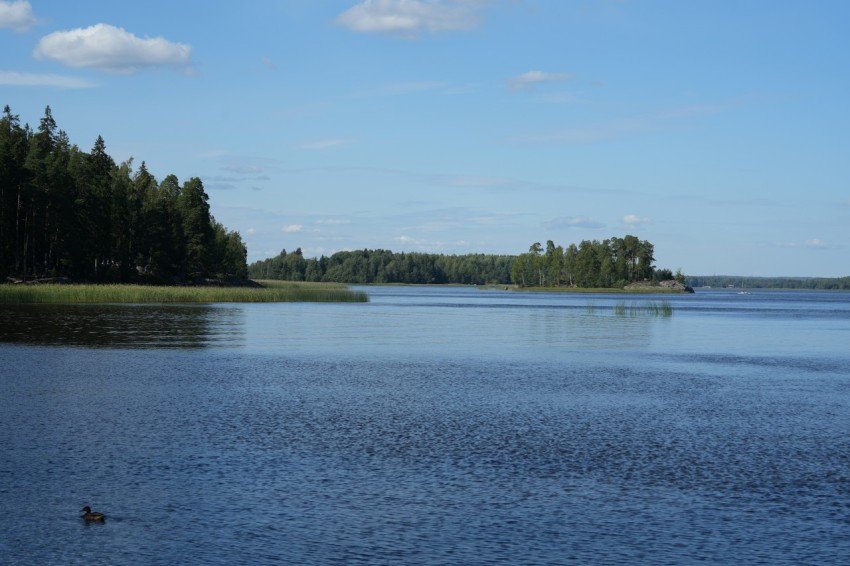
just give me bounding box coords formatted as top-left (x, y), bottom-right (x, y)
top-left (0, 281), bottom-right (368, 304)
top-left (613, 300), bottom-right (673, 317)
top-left (594, 300), bottom-right (673, 317)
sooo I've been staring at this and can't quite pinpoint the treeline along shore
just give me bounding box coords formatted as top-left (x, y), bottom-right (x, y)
top-left (685, 275), bottom-right (850, 291)
top-left (8, 107), bottom-right (844, 298)
top-left (1, 106), bottom-right (247, 284)
top-left (249, 237), bottom-right (692, 291)
top-left (250, 244), bottom-right (848, 292)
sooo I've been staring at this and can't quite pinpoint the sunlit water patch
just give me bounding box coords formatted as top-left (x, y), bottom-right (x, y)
top-left (1, 287), bottom-right (849, 563)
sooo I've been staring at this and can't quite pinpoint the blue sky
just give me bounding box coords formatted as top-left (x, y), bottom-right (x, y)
top-left (1, 1), bottom-right (848, 277)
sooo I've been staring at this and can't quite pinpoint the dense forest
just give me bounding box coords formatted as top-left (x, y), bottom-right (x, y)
top-left (1, 106), bottom-right (247, 283)
top-left (510, 236), bottom-right (671, 288)
top-left (249, 248), bottom-right (516, 285)
top-left (249, 235), bottom-right (677, 288)
top-left (686, 275), bottom-right (850, 290)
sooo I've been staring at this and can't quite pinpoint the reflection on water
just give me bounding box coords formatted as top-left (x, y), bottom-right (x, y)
top-left (0, 304), bottom-right (245, 348)
top-left (1, 288), bottom-right (849, 564)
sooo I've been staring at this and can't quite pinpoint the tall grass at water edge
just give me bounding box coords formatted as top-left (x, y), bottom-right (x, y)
top-left (0, 281), bottom-right (369, 304)
top-left (611, 300), bottom-right (673, 317)
top-left (583, 300), bottom-right (674, 317)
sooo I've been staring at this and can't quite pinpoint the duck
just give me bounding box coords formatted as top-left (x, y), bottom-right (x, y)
top-left (80, 506), bottom-right (106, 522)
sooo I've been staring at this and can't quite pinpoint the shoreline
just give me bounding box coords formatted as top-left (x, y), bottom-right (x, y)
top-left (0, 280), bottom-right (368, 304)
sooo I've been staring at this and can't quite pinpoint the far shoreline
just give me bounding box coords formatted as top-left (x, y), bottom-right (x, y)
top-left (353, 281), bottom-right (695, 294)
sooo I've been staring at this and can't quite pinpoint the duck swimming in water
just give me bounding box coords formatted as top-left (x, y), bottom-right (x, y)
top-left (80, 506), bottom-right (105, 522)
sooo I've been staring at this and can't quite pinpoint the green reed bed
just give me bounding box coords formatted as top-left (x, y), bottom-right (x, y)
top-left (0, 281), bottom-right (369, 304)
top-left (612, 300), bottom-right (673, 317)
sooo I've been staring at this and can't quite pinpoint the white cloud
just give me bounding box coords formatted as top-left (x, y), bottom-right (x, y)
top-left (33, 23), bottom-right (191, 73)
top-left (508, 70), bottom-right (573, 91)
top-left (447, 175), bottom-right (512, 188)
top-left (299, 138), bottom-right (350, 150)
top-left (0, 70), bottom-right (94, 89)
top-left (353, 80), bottom-right (448, 97)
top-left (623, 214), bottom-right (651, 227)
top-left (544, 216), bottom-right (604, 230)
top-left (512, 102), bottom-right (731, 144)
top-left (397, 234), bottom-right (445, 251)
top-left (222, 164), bottom-right (263, 175)
top-left (781, 238), bottom-right (833, 250)
top-left (315, 219), bottom-right (352, 225)
top-left (283, 225), bottom-right (303, 233)
top-left (335, 0), bottom-right (485, 38)
top-left (0, 1), bottom-right (36, 32)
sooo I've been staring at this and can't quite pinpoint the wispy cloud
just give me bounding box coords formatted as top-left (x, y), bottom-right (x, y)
top-left (33, 23), bottom-right (192, 73)
top-left (282, 225), bottom-right (303, 233)
top-left (299, 138), bottom-right (351, 150)
top-left (202, 177), bottom-right (240, 191)
top-left (544, 216), bottom-right (604, 230)
top-left (623, 214), bottom-right (651, 227)
top-left (221, 163), bottom-right (264, 175)
top-left (0, 70), bottom-right (95, 89)
top-left (353, 80), bottom-right (448, 98)
top-left (0, 0), bottom-right (36, 32)
top-left (512, 102), bottom-right (731, 144)
top-left (315, 219), bottom-right (352, 225)
top-left (508, 70), bottom-right (573, 91)
top-left (335, 0), bottom-right (487, 38)
top-left (213, 155), bottom-right (282, 178)
top-left (447, 175), bottom-right (513, 188)
top-left (779, 238), bottom-right (835, 250)
top-left (397, 234), bottom-right (448, 251)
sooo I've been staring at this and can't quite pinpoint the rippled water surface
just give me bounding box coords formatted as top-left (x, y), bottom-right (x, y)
top-left (2, 287), bottom-right (849, 564)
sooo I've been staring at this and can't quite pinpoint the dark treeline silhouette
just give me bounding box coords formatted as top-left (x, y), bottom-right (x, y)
top-left (1, 106), bottom-right (247, 283)
top-left (512, 236), bottom-right (680, 288)
top-left (686, 275), bottom-right (850, 290)
top-left (249, 248), bottom-right (516, 284)
top-left (249, 235), bottom-right (680, 288)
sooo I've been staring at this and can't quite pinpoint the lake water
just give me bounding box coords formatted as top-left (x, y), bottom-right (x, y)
top-left (1, 287), bottom-right (849, 564)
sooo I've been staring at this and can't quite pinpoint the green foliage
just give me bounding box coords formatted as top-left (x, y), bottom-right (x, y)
top-left (249, 248), bottom-right (516, 285)
top-left (0, 106), bottom-right (247, 283)
top-left (513, 235), bottom-right (659, 288)
top-left (0, 281), bottom-right (367, 304)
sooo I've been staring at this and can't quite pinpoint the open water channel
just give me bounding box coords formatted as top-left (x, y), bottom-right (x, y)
top-left (1, 286), bottom-right (849, 564)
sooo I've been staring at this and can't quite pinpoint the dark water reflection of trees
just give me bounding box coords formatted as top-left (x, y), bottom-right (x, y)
top-left (0, 304), bottom-right (244, 348)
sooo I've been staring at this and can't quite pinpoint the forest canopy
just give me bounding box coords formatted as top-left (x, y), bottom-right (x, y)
top-left (511, 236), bottom-right (665, 288)
top-left (249, 248), bottom-right (516, 285)
top-left (249, 236), bottom-right (679, 289)
top-left (1, 106), bottom-right (247, 283)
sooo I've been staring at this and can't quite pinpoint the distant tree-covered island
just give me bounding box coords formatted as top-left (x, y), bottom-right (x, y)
top-left (249, 235), bottom-right (691, 292)
top-left (685, 275), bottom-right (850, 291)
top-left (1, 106), bottom-right (247, 284)
top-left (509, 236), bottom-right (684, 289)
